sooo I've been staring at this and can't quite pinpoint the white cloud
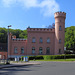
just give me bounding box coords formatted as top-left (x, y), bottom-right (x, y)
top-left (39, 0), bottom-right (60, 16)
top-left (2, 0), bottom-right (60, 17)
top-left (2, 0), bottom-right (16, 7)
top-left (18, 0), bottom-right (38, 8)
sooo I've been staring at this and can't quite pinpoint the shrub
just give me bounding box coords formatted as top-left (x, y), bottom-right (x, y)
top-left (29, 56), bottom-right (44, 60)
top-left (21, 54), bottom-right (75, 61)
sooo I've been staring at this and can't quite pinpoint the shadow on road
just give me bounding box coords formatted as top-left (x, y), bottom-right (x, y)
top-left (0, 65), bottom-right (36, 75)
top-left (0, 65), bottom-right (41, 75)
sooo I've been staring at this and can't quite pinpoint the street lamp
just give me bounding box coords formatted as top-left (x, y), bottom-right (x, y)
top-left (6, 25), bottom-right (12, 64)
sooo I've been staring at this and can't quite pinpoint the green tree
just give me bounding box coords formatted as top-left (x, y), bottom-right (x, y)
top-left (65, 26), bottom-right (75, 50)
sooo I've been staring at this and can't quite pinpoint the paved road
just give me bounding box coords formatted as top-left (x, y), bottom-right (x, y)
top-left (0, 61), bottom-right (75, 75)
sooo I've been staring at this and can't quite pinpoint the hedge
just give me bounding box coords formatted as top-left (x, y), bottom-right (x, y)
top-left (21, 54), bottom-right (75, 61)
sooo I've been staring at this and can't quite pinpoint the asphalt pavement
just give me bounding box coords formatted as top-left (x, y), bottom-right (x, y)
top-left (0, 61), bottom-right (75, 75)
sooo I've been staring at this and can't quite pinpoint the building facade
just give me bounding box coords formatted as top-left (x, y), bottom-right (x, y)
top-left (0, 43), bottom-right (7, 59)
top-left (8, 12), bottom-right (66, 59)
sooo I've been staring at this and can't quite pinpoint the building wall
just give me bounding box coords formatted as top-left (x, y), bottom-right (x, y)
top-left (10, 40), bottom-right (27, 57)
top-left (27, 28), bottom-right (55, 55)
top-left (8, 33), bottom-right (27, 58)
top-left (0, 52), bottom-right (7, 59)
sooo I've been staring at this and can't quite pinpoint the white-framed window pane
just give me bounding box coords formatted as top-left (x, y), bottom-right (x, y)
top-left (14, 48), bottom-right (18, 54)
top-left (39, 47), bottom-right (43, 54)
top-left (40, 38), bottom-right (43, 43)
top-left (21, 48), bottom-right (24, 54)
top-left (46, 47), bottom-right (50, 54)
top-left (32, 47), bottom-right (35, 54)
top-left (47, 38), bottom-right (50, 43)
top-left (32, 50), bottom-right (35, 54)
top-left (32, 37), bottom-right (36, 43)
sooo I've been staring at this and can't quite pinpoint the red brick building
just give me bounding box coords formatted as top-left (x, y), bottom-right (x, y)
top-left (0, 43), bottom-right (7, 59)
top-left (8, 12), bottom-right (66, 59)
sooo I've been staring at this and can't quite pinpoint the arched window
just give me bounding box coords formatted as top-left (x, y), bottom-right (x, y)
top-left (40, 37), bottom-right (43, 43)
top-left (47, 38), bottom-right (50, 43)
top-left (21, 47), bottom-right (24, 54)
top-left (32, 37), bottom-right (36, 43)
top-left (32, 47), bottom-right (35, 54)
top-left (59, 49), bottom-right (61, 54)
top-left (59, 26), bottom-right (61, 31)
top-left (46, 47), bottom-right (50, 54)
top-left (14, 47), bottom-right (18, 54)
top-left (39, 47), bottom-right (43, 54)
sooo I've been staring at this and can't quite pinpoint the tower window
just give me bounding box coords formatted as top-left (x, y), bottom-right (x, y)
top-left (60, 20), bottom-right (61, 22)
top-left (32, 47), bottom-right (35, 54)
top-left (32, 37), bottom-right (36, 43)
top-left (40, 37), bottom-right (43, 43)
top-left (39, 47), bottom-right (43, 54)
top-left (59, 26), bottom-right (62, 31)
top-left (59, 49), bottom-right (61, 54)
top-left (59, 39), bottom-right (61, 43)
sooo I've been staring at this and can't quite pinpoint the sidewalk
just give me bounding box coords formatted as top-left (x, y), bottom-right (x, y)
top-left (0, 61), bottom-right (40, 69)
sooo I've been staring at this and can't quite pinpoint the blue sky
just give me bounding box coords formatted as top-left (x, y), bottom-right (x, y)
top-left (0, 0), bottom-right (75, 30)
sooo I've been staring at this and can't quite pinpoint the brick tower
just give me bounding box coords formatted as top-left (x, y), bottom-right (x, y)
top-left (54, 12), bottom-right (66, 54)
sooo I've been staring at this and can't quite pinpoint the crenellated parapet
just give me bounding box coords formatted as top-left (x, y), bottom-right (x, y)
top-left (12, 38), bottom-right (27, 41)
top-left (27, 28), bottom-right (55, 32)
top-left (11, 35), bottom-right (27, 41)
top-left (54, 11), bottom-right (66, 19)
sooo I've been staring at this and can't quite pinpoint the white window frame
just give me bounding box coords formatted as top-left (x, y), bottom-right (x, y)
top-left (39, 47), bottom-right (43, 54)
top-left (32, 37), bottom-right (36, 43)
top-left (47, 38), bottom-right (50, 43)
top-left (40, 38), bottom-right (43, 43)
top-left (21, 47), bottom-right (24, 54)
top-left (14, 47), bottom-right (18, 54)
top-left (46, 47), bottom-right (50, 54)
top-left (32, 47), bottom-right (35, 54)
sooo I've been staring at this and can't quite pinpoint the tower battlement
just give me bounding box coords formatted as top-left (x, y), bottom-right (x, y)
top-left (54, 11), bottom-right (66, 18)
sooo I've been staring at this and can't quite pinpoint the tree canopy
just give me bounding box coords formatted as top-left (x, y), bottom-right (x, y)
top-left (65, 26), bottom-right (75, 50)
